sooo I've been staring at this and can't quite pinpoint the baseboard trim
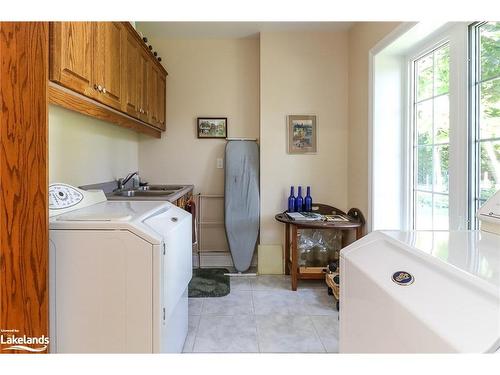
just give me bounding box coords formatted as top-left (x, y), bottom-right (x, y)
top-left (192, 252), bottom-right (257, 269)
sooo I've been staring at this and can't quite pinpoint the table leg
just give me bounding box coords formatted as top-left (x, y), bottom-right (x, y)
top-left (356, 226), bottom-right (363, 240)
top-left (284, 223), bottom-right (290, 275)
top-left (291, 225), bottom-right (298, 291)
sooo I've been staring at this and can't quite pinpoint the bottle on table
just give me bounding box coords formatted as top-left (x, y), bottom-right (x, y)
top-left (287, 186), bottom-right (296, 212)
top-left (304, 186), bottom-right (313, 212)
top-left (295, 186), bottom-right (303, 212)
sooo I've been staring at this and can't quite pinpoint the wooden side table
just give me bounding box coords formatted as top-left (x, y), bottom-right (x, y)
top-left (275, 204), bottom-right (365, 291)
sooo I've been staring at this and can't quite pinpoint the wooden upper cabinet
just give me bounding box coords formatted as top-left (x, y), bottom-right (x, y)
top-left (122, 31), bottom-right (140, 117)
top-left (148, 62), bottom-right (160, 128)
top-left (147, 62), bottom-right (167, 130)
top-left (93, 22), bottom-right (123, 111)
top-left (138, 49), bottom-right (150, 123)
top-left (49, 22), bottom-right (167, 134)
top-left (49, 22), bottom-right (94, 97)
top-left (157, 73), bottom-right (166, 130)
top-left (122, 34), bottom-right (152, 123)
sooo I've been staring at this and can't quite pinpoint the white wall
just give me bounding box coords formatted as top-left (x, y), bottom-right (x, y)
top-left (49, 105), bottom-right (139, 186)
top-left (260, 31), bottom-right (349, 245)
top-left (347, 22), bottom-right (402, 227)
top-left (372, 53), bottom-right (406, 230)
top-left (138, 37), bottom-right (260, 194)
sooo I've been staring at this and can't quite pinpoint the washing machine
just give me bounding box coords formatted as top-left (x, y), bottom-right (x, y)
top-left (340, 191), bottom-right (500, 353)
top-left (49, 183), bottom-right (192, 353)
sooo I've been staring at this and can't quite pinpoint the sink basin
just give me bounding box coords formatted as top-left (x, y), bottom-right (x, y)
top-left (116, 190), bottom-right (177, 197)
top-left (139, 185), bottom-right (184, 191)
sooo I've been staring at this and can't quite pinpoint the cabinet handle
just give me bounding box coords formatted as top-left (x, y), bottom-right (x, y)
top-left (102, 87), bottom-right (107, 94)
top-left (93, 84), bottom-right (98, 91)
top-left (97, 84), bottom-right (102, 92)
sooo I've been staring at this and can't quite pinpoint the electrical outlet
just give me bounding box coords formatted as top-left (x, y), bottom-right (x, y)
top-left (216, 158), bottom-right (224, 169)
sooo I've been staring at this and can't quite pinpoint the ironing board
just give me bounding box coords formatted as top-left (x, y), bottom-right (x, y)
top-left (224, 140), bottom-right (260, 272)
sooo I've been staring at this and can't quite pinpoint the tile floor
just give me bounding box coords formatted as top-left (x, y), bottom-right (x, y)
top-left (183, 275), bottom-right (339, 353)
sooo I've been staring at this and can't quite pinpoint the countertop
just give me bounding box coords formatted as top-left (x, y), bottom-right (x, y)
top-left (79, 181), bottom-right (194, 203)
top-left (106, 184), bottom-right (194, 203)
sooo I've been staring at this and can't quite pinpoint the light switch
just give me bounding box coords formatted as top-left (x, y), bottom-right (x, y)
top-left (216, 158), bottom-right (224, 169)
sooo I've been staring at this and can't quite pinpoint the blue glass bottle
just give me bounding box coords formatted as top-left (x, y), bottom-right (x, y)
top-left (287, 186), bottom-right (296, 212)
top-left (304, 186), bottom-right (312, 212)
top-left (295, 186), bottom-right (303, 212)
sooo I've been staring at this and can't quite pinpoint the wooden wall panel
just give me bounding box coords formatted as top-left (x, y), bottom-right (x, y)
top-left (0, 22), bottom-right (49, 353)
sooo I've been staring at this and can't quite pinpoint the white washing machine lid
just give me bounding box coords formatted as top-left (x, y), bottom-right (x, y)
top-left (50, 200), bottom-right (171, 244)
top-left (53, 200), bottom-right (166, 222)
top-left (341, 230), bottom-right (500, 353)
top-left (49, 201), bottom-right (176, 245)
top-left (381, 230), bottom-right (500, 288)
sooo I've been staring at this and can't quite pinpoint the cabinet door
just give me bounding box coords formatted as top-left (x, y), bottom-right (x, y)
top-left (148, 63), bottom-right (159, 127)
top-left (122, 32), bottom-right (139, 118)
top-left (138, 49), bottom-right (150, 123)
top-left (93, 22), bottom-right (123, 110)
top-left (49, 22), bottom-right (94, 96)
top-left (157, 72), bottom-right (166, 130)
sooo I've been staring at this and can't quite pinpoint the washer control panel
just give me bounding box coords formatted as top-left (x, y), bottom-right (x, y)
top-left (49, 183), bottom-right (107, 218)
top-left (49, 184), bottom-right (84, 210)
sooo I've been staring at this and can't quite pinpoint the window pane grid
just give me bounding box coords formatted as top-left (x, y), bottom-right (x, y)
top-left (415, 142), bottom-right (450, 147)
top-left (476, 137), bottom-right (500, 142)
top-left (412, 43), bottom-right (450, 230)
top-left (470, 21), bottom-right (500, 227)
top-left (413, 189), bottom-right (449, 196)
top-left (415, 92), bottom-right (450, 104)
top-left (476, 74), bottom-right (500, 85)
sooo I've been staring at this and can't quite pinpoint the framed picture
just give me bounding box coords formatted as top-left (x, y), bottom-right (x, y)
top-left (197, 117), bottom-right (228, 138)
top-left (287, 115), bottom-right (317, 154)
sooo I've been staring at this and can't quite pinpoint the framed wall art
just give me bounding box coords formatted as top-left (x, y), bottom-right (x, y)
top-left (287, 115), bottom-right (317, 154)
top-left (197, 117), bottom-right (228, 138)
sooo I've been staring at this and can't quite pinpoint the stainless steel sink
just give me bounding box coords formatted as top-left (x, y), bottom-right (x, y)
top-left (116, 189), bottom-right (177, 197)
top-left (109, 184), bottom-right (189, 201)
top-left (139, 185), bottom-right (184, 191)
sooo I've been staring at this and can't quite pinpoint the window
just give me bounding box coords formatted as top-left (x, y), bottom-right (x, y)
top-left (470, 22), bottom-right (500, 228)
top-left (412, 43), bottom-right (451, 230)
top-left (371, 22), bottom-right (495, 232)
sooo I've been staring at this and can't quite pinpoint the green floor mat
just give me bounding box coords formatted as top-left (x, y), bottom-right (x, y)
top-left (188, 268), bottom-right (230, 298)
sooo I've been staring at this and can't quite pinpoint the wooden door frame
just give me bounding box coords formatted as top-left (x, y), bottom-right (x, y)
top-left (0, 22), bottom-right (49, 354)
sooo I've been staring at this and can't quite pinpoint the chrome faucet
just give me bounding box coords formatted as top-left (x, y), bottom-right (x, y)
top-left (117, 171), bottom-right (139, 191)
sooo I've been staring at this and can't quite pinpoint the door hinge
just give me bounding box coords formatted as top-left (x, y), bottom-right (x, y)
top-left (162, 307), bottom-right (166, 321)
top-left (162, 243), bottom-right (166, 255)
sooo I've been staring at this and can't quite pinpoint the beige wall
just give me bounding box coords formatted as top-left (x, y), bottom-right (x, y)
top-left (260, 31), bottom-right (349, 245)
top-left (138, 37), bottom-right (260, 193)
top-left (49, 105), bottom-right (139, 186)
top-left (347, 22), bottom-right (401, 221)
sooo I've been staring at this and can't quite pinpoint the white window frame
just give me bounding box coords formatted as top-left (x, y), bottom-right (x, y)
top-left (405, 24), bottom-right (469, 231)
top-left (468, 21), bottom-right (500, 229)
top-left (368, 22), bottom-right (471, 232)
